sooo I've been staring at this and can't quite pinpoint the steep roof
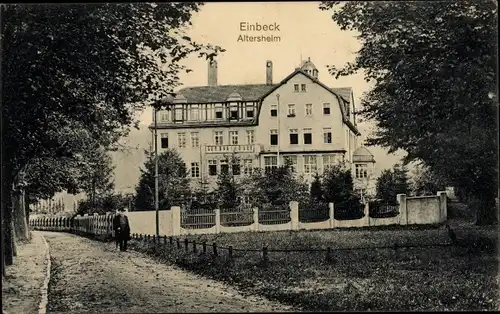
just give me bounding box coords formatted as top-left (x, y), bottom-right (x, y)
top-left (175, 84), bottom-right (277, 103)
top-left (330, 87), bottom-right (352, 103)
top-left (172, 69), bottom-right (359, 135)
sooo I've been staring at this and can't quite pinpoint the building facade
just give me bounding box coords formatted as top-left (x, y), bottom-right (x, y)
top-left (150, 58), bottom-right (376, 192)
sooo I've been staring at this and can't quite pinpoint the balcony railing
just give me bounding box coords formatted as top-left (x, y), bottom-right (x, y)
top-left (205, 144), bottom-right (258, 154)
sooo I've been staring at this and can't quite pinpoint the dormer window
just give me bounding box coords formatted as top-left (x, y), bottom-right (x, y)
top-left (229, 102), bottom-right (238, 120)
top-left (215, 104), bottom-right (223, 119)
top-left (174, 105), bottom-right (183, 121)
top-left (246, 106), bottom-right (254, 118)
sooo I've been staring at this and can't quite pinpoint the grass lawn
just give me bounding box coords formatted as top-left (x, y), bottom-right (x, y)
top-left (129, 217), bottom-right (499, 311)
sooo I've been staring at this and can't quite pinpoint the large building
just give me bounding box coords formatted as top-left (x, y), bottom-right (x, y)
top-left (150, 58), bottom-right (376, 195)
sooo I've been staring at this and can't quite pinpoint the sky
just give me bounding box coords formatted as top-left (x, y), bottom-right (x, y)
top-left (136, 1), bottom-right (404, 157)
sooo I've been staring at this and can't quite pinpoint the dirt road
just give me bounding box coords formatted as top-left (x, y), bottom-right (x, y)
top-left (43, 232), bottom-right (295, 313)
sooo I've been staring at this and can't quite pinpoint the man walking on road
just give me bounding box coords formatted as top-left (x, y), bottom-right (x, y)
top-left (113, 207), bottom-right (131, 252)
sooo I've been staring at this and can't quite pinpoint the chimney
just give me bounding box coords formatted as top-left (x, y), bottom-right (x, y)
top-left (266, 60), bottom-right (273, 85)
top-left (208, 59), bottom-right (217, 86)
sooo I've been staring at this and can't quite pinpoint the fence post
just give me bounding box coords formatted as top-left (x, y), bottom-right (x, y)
top-left (169, 236), bottom-right (173, 245)
top-left (437, 191), bottom-right (447, 223)
top-left (262, 247), bottom-right (268, 265)
top-left (329, 203), bottom-right (336, 228)
top-left (215, 209), bottom-right (221, 234)
top-left (252, 207), bottom-right (259, 232)
top-left (213, 242), bottom-right (218, 256)
top-left (203, 241), bottom-right (207, 254)
top-left (193, 240), bottom-right (197, 253)
top-left (397, 194), bottom-right (408, 225)
top-left (326, 247), bottom-right (332, 262)
top-left (228, 245), bottom-right (233, 259)
top-left (289, 201), bottom-right (299, 230)
top-left (163, 235), bottom-right (167, 245)
top-left (176, 238), bottom-right (181, 249)
top-left (184, 238), bottom-right (188, 251)
top-left (171, 206), bottom-right (181, 236)
top-left (153, 235), bottom-right (156, 244)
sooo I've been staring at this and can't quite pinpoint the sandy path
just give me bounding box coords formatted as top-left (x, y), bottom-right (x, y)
top-left (2, 231), bottom-right (48, 314)
top-left (43, 232), bottom-right (295, 313)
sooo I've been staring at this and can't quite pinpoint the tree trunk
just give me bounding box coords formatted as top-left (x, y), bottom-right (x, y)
top-left (13, 188), bottom-right (30, 241)
top-left (12, 220), bottom-right (17, 257)
top-left (475, 197), bottom-right (498, 225)
top-left (2, 169), bottom-right (14, 266)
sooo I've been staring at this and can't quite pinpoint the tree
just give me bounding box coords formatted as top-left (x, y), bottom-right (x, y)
top-left (322, 164), bottom-right (357, 204)
top-left (243, 159), bottom-right (309, 208)
top-left (310, 173), bottom-right (324, 203)
top-left (134, 149), bottom-right (191, 211)
top-left (375, 165), bottom-right (410, 203)
top-left (320, 1), bottom-right (498, 225)
top-left (1, 3), bottom-right (223, 270)
top-left (216, 153), bottom-right (242, 210)
top-left (322, 164), bottom-right (362, 219)
top-left (410, 163), bottom-right (447, 196)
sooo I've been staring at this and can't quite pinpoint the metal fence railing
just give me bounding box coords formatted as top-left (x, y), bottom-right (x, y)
top-left (369, 202), bottom-right (399, 218)
top-left (220, 205), bottom-right (254, 227)
top-left (181, 207), bottom-right (216, 229)
top-left (299, 202), bottom-right (330, 223)
top-left (258, 204), bottom-right (291, 225)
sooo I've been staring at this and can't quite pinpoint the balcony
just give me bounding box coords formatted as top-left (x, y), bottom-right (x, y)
top-left (205, 144), bottom-right (259, 154)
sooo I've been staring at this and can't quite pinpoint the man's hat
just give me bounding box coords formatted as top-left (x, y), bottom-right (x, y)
top-left (118, 207), bottom-right (127, 212)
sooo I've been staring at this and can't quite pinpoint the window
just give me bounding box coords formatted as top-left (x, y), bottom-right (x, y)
top-left (191, 132), bottom-right (199, 148)
top-left (323, 103), bottom-right (331, 115)
top-left (323, 155), bottom-right (336, 171)
top-left (304, 155), bottom-right (318, 174)
top-left (264, 156), bottom-right (278, 172)
top-left (294, 84), bottom-right (299, 92)
top-left (289, 129), bottom-right (298, 145)
top-left (243, 159), bottom-right (253, 175)
top-left (355, 164), bottom-right (369, 179)
top-left (246, 130), bottom-right (255, 144)
top-left (208, 160), bottom-right (217, 176)
top-left (303, 128), bottom-right (312, 144)
top-left (301, 84), bottom-right (306, 92)
top-left (215, 107), bottom-right (223, 119)
top-left (230, 105), bottom-right (238, 119)
top-left (346, 102), bottom-right (350, 117)
top-left (323, 128), bottom-right (332, 144)
top-left (160, 112), bottom-right (169, 122)
top-left (287, 104), bottom-right (296, 117)
top-left (214, 131), bottom-right (223, 145)
top-left (230, 131), bottom-right (239, 145)
top-left (191, 162), bottom-right (200, 178)
top-left (284, 155), bottom-right (297, 172)
top-left (306, 104), bottom-right (312, 116)
top-left (246, 106), bottom-right (254, 118)
top-left (190, 105), bottom-right (199, 121)
top-left (232, 163), bottom-right (241, 176)
top-left (270, 129), bottom-right (278, 146)
top-left (160, 133), bottom-right (168, 148)
top-left (177, 132), bottom-right (186, 148)
top-left (174, 107), bottom-right (183, 121)
top-left (220, 159), bottom-right (229, 175)
top-left (270, 105), bottom-right (278, 117)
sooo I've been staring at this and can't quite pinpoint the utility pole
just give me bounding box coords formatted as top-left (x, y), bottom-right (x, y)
top-left (154, 105), bottom-right (159, 239)
top-left (276, 93), bottom-right (280, 167)
top-left (152, 94), bottom-right (175, 240)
